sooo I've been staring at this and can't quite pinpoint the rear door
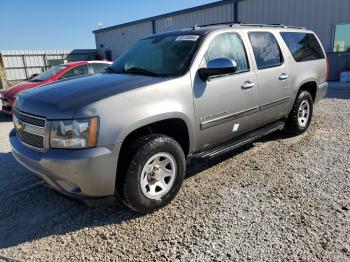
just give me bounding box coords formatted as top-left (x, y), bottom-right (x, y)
top-left (193, 32), bottom-right (258, 149)
top-left (248, 31), bottom-right (291, 127)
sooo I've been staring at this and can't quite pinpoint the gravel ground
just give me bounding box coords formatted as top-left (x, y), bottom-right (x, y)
top-left (0, 88), bottom-right (349, 261)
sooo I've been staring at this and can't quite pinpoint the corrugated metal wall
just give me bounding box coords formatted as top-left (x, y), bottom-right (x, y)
top-left (94, 0), bottom-right (350, 64)
top-left (95, 2), bottom-right (236, 60)
top-left (95, 21), bottom-right (153, 59)
top-left (328, 52), bottom-right (350, 80)
top-left (237, 0), bottom-right (350, 52)
top-left (155, 3), bottom-right (234, 33)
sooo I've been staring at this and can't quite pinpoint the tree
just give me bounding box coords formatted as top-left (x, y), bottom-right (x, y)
top-left (0, 66), bottom-right (8, 90)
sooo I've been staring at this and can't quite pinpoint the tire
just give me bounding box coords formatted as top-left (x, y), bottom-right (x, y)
top-left (285, 90), bottom-right (314, 135)
top-left (121, 134), bottom-right (186, 214)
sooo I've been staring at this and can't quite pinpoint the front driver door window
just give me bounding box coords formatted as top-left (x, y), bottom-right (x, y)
top-left (193, 32), bottom-right (258, 149)
top-left (205, 33), bottom-right (249, 74)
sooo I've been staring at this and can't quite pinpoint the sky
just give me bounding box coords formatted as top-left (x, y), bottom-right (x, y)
top-left (0, 0), bottom-right (216, 50)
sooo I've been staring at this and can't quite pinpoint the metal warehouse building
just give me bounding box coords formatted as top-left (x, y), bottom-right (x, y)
top-left (93, 0), bottom-right (350, 80)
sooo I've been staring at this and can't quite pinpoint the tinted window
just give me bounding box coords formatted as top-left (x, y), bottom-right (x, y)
top-left (92, 63), bottom-right (109, 74)
top-left (333, 24), bottom-right (350, 52)
top-left (205, 33), bottom-right (249, 73)
top-left (62, 64), bottom-right (89, 79)
top-left (281, 32), bottom-right (325, 62)
top-left (249, 32), bottom-right (283, 69)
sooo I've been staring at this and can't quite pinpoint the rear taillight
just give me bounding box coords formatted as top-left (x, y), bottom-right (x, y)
top-left (326, 58), bottom-right (330, 82)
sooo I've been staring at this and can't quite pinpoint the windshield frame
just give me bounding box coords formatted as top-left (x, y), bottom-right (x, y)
top-left (110, 32), bottom-right (206, 78)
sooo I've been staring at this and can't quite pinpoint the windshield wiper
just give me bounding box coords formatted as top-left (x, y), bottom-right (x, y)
top-left (106, 66), bottom-right (162, 77)
top-left (125, 67), bottom-right (161, 77)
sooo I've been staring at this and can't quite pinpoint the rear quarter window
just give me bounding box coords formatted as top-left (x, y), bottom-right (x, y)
top-left (92, 63), bottom-right (110, 74)
top-left (62, 64), bottom-right (89, 78)
top-left (280, 32), bottom-right (325, 62)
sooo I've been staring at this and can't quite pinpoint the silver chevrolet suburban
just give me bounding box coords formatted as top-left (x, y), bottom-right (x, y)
top-left (10, 24), bottom-right (328, 213)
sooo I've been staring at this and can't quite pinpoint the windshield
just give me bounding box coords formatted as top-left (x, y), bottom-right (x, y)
top-left (30, 65), bottom-right (67, 82)
top-left (110, 34), bottom-right (202, 77)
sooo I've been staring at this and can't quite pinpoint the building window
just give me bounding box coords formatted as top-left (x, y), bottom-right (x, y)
top-left (333, 24), bottom-right (350, 52)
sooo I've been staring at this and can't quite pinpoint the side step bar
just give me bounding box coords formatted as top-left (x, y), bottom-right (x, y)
top-left (192, 120), bottom-right (285, 159)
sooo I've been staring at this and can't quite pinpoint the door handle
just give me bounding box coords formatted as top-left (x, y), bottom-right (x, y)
top-left (241, 81), bottom-right (255, 90)
top-left (279, 73), bottom-right (289, 81)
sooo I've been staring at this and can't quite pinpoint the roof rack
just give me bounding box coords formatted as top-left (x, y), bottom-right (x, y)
top-left (196, 22), bottom-right (305, 30)
top-left (195, 22), bottom-right (237, 28)
top-left (240, 23), bottom-right (305, 29)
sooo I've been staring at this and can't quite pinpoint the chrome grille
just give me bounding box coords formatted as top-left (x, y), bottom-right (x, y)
top-left (13, 109), bottom-right (47, 150)
top-left (16, 129), bottom-right (45, 149)
top-left (13, 109), bottom-right (46, 127)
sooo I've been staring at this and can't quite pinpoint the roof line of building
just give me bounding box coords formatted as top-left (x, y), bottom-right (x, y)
top-left (93, 0), bottom-right (240, 34)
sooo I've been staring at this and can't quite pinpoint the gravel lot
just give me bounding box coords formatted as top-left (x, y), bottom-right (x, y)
top-left (0, 88), bottom-right (349, 261)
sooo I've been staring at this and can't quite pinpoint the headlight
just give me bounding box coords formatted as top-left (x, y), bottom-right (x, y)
top-left (50, 117), bottom-right (99, 149)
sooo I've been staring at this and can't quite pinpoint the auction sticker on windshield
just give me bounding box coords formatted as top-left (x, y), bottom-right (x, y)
top-left (176, 35), bottom-right (200, 41)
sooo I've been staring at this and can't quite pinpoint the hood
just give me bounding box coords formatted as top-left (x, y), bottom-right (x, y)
top-left (16, 73), bottom-right (168, 119)
top-left (4, 81), bottom-right (43, 98)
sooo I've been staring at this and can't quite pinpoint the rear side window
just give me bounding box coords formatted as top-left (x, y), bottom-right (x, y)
top-left (62, 64), bottom-right (89, 79)
top-left (248, 32), bottom-right (283, 69)
top-left (205, 33), bottom-right (249, 73)
top-left (92, 63), bottom-right (109, 74)
top-left (280, 32), bottom-right (325, 62)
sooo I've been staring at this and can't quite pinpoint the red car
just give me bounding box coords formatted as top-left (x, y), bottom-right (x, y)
top-left (0, 60), bottom-right (112, 115)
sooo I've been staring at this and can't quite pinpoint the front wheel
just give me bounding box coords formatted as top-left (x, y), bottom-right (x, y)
top-left (285, 90), bottom-right (314, 135)
top-left (121, 135), bottom-right (186, 213)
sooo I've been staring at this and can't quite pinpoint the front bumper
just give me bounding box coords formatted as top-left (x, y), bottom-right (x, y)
top-left (315, 82), bottom-right (328, 104)
top-left (10, 129), bottom-right (118, 201)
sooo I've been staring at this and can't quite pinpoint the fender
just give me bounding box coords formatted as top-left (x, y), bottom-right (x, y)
top-left (287, 77), bottom-right (318, 113)
top-left (115, 111), bottom-right (196, 154)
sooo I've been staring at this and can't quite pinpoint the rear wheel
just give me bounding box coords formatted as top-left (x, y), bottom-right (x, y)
top-left (121, 134), bottom-right (186, 213)
top-left (285, 90), bottom-right (313, 135)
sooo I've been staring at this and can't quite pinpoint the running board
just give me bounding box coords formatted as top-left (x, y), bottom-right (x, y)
top-left (192, 121), bottom-right (285, 159)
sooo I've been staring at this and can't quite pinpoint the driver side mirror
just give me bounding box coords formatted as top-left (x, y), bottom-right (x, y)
top-left (198, 58), bottom-right (238, 81)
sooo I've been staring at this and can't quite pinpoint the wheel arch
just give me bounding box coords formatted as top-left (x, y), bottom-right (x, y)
top-left (296, 80), bottom-right (318, 102)
top-left (114, 115), bottom-right (193, 198)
